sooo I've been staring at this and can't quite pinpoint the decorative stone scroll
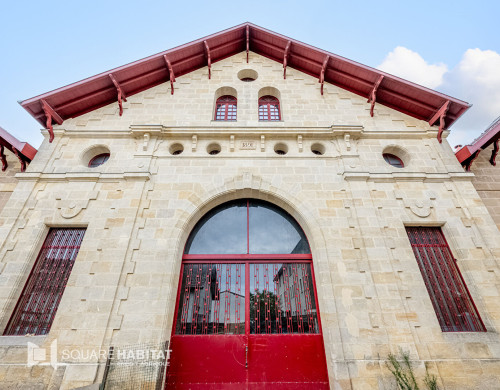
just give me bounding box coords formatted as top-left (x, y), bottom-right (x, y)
top-left (394, 190), bottom-right (437, 218)
top-left (57, 191), bottom-right (99, 219)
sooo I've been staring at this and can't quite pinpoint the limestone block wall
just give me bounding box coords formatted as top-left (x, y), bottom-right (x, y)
top-left (470, 143), bottom-right (500, 231)
top-left (0, 152), bottom-right (23, 213)
top-left (0, 53), bottom-right (499, 390)
top-left (57, 52), bottom-right (432, 134)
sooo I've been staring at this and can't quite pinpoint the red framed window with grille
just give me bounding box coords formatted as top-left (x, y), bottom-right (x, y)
top-left (258, 95), bottom-right (281, 121)
top-left (167, 199), bottom-right (330, 388)
top-left (406, 227), bottom-right (485, 332)
top-left (214, 95), bottom-right (237, 121)
top-left (175, 200), bottom-right (318, 336)
top-left (3, 228), bottom-right (86, 336)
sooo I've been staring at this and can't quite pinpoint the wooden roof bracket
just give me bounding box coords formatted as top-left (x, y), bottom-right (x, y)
top-left (464, 150), bottom-right (480, 172)
top-left (41, 99), bottom-right (63, 143)
top-left (283, 41), bottom-right (291, 79)
top-left (428, 100), bottom-right (450, 143)
top-left (367, 75), bottom-right (384, 117)
top-left (246, 25), bottom-right (250, 63)
top-left (319, 56), bottom-right (329, 95)
top-left (204, 41), bottom-right (212, 79)
top-left (163, 55), bottom-right (176, 95)
top-left (490, 138), bottom-right (499, 166)
top-left (0, 145), bottom-right (7, 171)
top-left (109, 74), bottom-right (127, 116)
top-left (11, 147), bottom-right (27, 172)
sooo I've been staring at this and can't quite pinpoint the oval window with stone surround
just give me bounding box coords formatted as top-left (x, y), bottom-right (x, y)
top-left (88, 153), bottom-right (110, 168)
top-left (383, 153), bottom-right (404, 168)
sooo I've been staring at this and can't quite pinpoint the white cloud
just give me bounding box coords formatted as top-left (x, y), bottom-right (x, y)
top-left (441, 48), bottom-right (500, 146)
top-left (378, 46), bottom-right (500, 147)
top-left (377, 46), bottom-right (448, 89)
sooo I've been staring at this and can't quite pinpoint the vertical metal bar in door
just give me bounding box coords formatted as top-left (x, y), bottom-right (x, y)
top-left (235, 264), bottom-right (242, 334)
top-left (202, 264), bottom-right (211, 335)
top-left (245, 262), bottom-right (250, 335)
top-left (213, 264), bottom-right (221, 334)
top-left (246, 200), bottom-right (250, 254)
top-left (309, 259), bottom-right (325, 335)
top-left (274, 263), bottom-right (282, 334)
top-left (179, 265), bottom-right (191, 335)
top-left (254, 263), bottom-right (260, 334)
top-left (283, 266), bottom-right (293, 333)
top-left (302, 264), bottom-right (314, 333)
top-left (224, 264), bottom-right (231, 334)
top-left (246, 200), bottom-right (250, 377)
top-left (264, 264), bottom-right (271, 334)
top-left (292, 264), bottom-right (304, 334)
top-left (191, 264), bottom-right (202, 334)
top-left (245, 261), bottom-right (250, 387)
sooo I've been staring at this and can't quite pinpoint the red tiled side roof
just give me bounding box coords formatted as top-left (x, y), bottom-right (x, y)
top-left (0, 127), bottom-right (37, 160)
top-left (455, 116), bottom-right (500, 170)
top-left (20, 23), bottom-right (470, 133)
top-left (0, 126), bottom-right (37, 172)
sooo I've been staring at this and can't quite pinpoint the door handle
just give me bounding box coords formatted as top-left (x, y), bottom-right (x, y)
top-left (245, 345), bottom-right (248, 369)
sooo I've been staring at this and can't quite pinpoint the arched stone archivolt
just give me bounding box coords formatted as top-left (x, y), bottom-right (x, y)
top-left (172, 172), bottom-right (328, 263)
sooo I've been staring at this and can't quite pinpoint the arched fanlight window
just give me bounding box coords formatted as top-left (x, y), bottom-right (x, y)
top-left (184, 199), bottom-right (310, 254)
top-left (214, 95), bottom-right (237, 121)
top-left (173, 198), bottom-right (323, 370)
top-left (258, 95), bottom-right (281, 121)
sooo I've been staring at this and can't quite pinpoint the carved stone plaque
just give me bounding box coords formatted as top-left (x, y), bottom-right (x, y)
top-left (240, 141), bottom-right (256, 150)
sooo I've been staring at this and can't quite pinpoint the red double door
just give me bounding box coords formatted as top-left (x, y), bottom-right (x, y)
top-left (166, 258), bottom-right (329, 389)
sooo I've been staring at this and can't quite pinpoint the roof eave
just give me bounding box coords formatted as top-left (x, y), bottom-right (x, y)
top-left (19, 22), bottom-right (471, 135)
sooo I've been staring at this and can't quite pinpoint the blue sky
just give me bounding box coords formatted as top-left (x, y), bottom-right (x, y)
top-left (1, 0), bottom-right (499, 148)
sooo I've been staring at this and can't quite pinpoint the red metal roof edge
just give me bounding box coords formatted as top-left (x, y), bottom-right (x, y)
top-left (20, 23), bottom-right (249, 105)
top-left (19, 22), bottom-right (471, 131)
top-left (455, 115), bottom-right (500, 164)
top-left (247, 23), bottom-right (471, 108)
top-left (0, 126), bottom-right (37, 161)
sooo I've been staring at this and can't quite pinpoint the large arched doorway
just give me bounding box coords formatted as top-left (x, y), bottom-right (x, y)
top-left (166, 199), bottom-right (329, 389)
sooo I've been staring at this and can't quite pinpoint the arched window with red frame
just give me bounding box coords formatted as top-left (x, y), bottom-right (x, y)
top-left (259, 95), bottom-right (281, 121)
top-left (167, 199), bottom-right (329, 388)
top-left (214, 95), bottom-right (237, 121)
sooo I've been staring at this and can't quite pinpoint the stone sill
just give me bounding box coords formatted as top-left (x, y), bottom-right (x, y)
top-left (0, 335), bottom-right (46, 346)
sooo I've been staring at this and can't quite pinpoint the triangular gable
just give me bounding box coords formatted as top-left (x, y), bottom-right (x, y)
top-left (20, 23), bottom-right (470, 144)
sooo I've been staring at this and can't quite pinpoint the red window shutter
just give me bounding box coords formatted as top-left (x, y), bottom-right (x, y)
top-left (4, 228), bottom-right (86, 336)
top-left (406, 227), bottom-right (485, 332)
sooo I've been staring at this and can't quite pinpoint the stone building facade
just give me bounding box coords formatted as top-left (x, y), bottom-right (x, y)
top-left (456, 117), bottom-right (500, 231)
top-left (0, 151), bottom-right (21, 212)
top-left (0, 127), bottom-right (37, 212)
top-left (1, 24), bottom-right (500, 389)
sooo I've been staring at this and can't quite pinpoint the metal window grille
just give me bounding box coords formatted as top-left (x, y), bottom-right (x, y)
top-left (258, 95), bottom-right (281, 121)
top-left (175, 262), bottom-right (318, 335)
top-left (406, 227), bottom-right (485, 332)
top-left (214, 95), bottom-right (237, 121)
top-left (4, 228), bottom-right (86, 336)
